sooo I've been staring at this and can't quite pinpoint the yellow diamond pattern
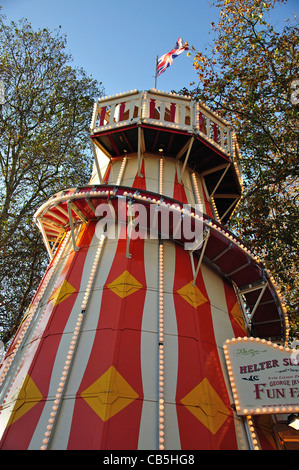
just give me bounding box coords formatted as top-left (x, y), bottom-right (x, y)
top-left (107, 270), bottom-right (143, 298)
top-left (231, 301), bottom-right (246, 332)
top-left (50, 279), bottom-right (76, 306)
top-left (81, 366), bottom-right (139, 422)
top-left (180, 377), bottom-right (229, 435)
top-left (7, 374), bottom-right (43, 427)
top-left (177, 281), bottom-right (207, 308)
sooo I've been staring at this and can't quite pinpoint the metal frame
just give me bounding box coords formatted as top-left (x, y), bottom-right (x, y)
top-left (202, 163), bottom-right (231, 200)
top-left (37, 219), bottom-right (54, 259)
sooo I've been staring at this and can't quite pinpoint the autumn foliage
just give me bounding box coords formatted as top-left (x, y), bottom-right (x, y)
top-left (187, 0), bottom-right (298, 338)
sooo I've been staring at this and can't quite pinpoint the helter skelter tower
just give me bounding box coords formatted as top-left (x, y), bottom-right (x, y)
top-left (0, 89), bottom-right (289, 450)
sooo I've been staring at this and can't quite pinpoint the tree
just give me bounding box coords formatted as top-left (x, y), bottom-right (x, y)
top-left (186, 0), bottom-right (298, 338)
top-left (0, 16), bottom-right (104, 345)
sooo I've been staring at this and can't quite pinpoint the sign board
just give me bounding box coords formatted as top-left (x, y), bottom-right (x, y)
top-left (223, 337), bottom-right (299, 416)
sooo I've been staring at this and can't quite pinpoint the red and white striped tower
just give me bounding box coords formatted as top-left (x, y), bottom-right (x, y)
top-left (0, 90), bottom-right (288, 450)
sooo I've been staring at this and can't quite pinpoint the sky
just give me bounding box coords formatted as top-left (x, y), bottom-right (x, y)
top-left (0, 0), bottom-right (298, 98)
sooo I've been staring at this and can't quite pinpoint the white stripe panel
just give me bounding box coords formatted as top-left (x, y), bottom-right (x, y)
top-left (29, 225), bottom-right (119, 449)
top-left (201, 263), bottom-right (249, 449)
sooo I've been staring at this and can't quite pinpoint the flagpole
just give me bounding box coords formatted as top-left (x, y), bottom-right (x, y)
top-left (154, 55), bottom-right (158, 89)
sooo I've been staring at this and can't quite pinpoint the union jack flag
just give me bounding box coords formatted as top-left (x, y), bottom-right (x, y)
top-left (157, 38), bottom-right (189, 77)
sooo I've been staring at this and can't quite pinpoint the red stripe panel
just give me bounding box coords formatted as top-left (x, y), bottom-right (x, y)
top-left (0, 224), bottom-right (95, 449)
top-left (67, 231), bottom-right (146, 449)
top-left (173, 244), bottom-right (238, 449)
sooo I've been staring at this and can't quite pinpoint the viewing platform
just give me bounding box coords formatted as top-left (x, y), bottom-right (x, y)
top-left (91, 89), bottom-right (234, 158)
top-left (90, 89), bottom-right (243, 223)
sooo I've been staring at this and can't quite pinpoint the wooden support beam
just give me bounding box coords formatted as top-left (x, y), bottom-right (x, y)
top-left (179, 137), bottom-right (194, 183)
top-left (85, 197), bottom-right (97, 215)
top-left (227, 260), bottom-right (250, 277)
top-left (126, 203), bottom-right (133, 259)
top-left (54, 204), bottom-right (69, 218)
top-left (47, 210), bottom-right (68, 225)
top-left (213, 193), bottom-right (240, 199)
top-left (211, 243), bottom-right (232, 262)
top-left (67, 201), bottom-right (79, 252)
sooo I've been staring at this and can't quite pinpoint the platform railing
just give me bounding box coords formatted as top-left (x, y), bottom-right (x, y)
top-left (90, 89), bottom-right (232, 156)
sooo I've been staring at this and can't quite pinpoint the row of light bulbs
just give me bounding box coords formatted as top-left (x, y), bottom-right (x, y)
top-left (191, 172), bottom-right (202, 207)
